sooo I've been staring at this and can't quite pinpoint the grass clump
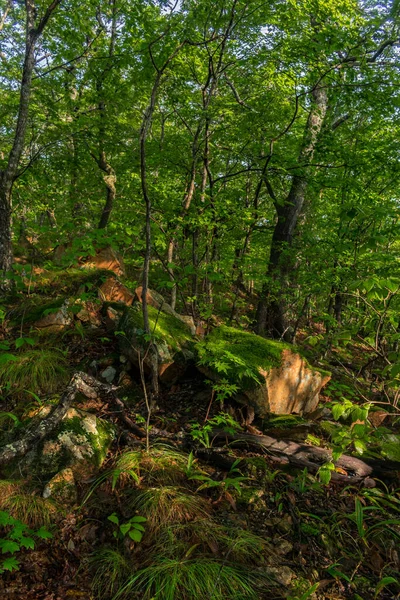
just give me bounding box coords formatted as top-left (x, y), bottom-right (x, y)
top-left (0, 481), bottom-right (57, 528)
top-left (129, 486), bottom-right (209, 532)
top-left (115, 556), bottom-right (269, 600)
top-left (0, 347), bottom-right (69, 395)
top-left (111, 444), bottom-right (189, 489)
top-left (90, 548), bottom-right (130, 600)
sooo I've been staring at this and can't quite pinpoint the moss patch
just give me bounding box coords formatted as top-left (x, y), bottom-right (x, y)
top-left (120, 304), bottom-right (193, 353)
top-left (196, 326), bottom-right (290, 387)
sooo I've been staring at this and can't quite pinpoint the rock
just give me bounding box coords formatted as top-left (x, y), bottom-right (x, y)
top-left (99, 276), bottom-right (134, 305)
top-left (178, 315), bottom-right (196, 335)
top-left (34, 300), bottom-right (72, 331)
top-left (265, 566), bottom-right (296, 586)
top-left (101, 366), bottom-right (116, 383)
top-left (82, 246), bottom-right (125, 276)
top-left (38, 408), bottom-right (115, 476)
top-left (197, 326), bottom-right (330, 416)
top-left (118, 303), bottom-right (195, 384)
top-left (135, 286), bottom-right (197, 333)
top-left (43, 468), bottom-right (77, 505)
top-left (273, 539), bottom-right (293, 556)
top-left (135, 286), bottom-right (176, 315)
top-left (76, 301), bottom-right (101, 327)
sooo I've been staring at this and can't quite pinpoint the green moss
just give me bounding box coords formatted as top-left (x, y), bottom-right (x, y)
top-left (205, 326), bottom-right (286, 367)
top-left (120, 304), bottom-right (193, 352)
top-left (37, 267), bottom-right (112, 296)
top-left (196, 325), bottom-right (290, 388)
top-left (58, 414), bottom-right (115, 467)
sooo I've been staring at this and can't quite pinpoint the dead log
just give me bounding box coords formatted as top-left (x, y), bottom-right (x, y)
top-left (0, 372), bottom-right (145, 466)
top-left (211, 431), bottom-right (375, 482)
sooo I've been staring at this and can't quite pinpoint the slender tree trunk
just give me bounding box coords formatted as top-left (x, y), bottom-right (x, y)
top-left (0, 0), bottom-right (62, 285)
top-left (96, 0), bottom-right (117, 229)
top-left (139, 41), bottom-right (186, 394)
top-left (256, 84), bottom-right (328, 338)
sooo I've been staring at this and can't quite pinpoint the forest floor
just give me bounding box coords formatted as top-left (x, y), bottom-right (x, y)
top-left (0, 264), bottom-right (399, 600)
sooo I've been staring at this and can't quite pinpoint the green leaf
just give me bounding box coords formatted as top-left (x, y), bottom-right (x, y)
top-left (1, 556), bottom-right (19, 572)
top-left (119, 523), bottom-right (131, 536)
top-left (375, 576), bottom-right (399, 598)
top-left (129, 516), bottom-right (147, 523)
top-left (35, 527), bottom-right (53, 540)
top-left (0, 353), bottom-right (18, 366)
top-left (107, 513), bottom-right (119, 525)
top-left (0, 540), bottom-right (20, 555)
top-left (19, 536), bottom-right (35, 550)
top-left (128, 529), bottom-right (143, 542)
top-left (0, 512), bottom-right (13, 526)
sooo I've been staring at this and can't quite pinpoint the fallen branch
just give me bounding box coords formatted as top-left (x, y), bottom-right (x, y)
top-left (211, 431), bottom-right (375, 482)
top-left (0, 372), bottom-right (145, 466)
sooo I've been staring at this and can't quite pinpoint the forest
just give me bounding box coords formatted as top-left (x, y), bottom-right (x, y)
top-left (0, 0), bottom-right (400, 598)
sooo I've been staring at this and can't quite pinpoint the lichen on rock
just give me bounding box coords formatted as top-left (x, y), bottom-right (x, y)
top-left (38, 408), bottom-right (115, 476)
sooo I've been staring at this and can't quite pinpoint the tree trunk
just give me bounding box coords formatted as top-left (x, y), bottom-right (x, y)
top-left (256, 84), bottom-right (328, 338)
top-left (96, 1), bottom-right (117, 230)
top-left (0, 0), bottom-right (62, 284)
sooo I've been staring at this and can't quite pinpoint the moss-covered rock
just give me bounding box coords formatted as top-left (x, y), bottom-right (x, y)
top-left (118, 302), bottom-right (195, 383)
top-left (197, 326), bottom-right (330, 416)
top-left (43, 468), bottom-right (77, 505)
top-left (37, 408), bottom-right (115, 477)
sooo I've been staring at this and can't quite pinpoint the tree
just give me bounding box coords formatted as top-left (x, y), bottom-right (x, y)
top-left (0, 0), bottom-right (62, 283)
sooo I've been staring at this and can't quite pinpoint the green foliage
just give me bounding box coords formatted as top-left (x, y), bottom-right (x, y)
top-left (189, 412), bottom-right (242, 448)
top-left (0, 510), bottom-right (52, 574)
top-left (107, 512), bottom-right (146, 543)
top-left (196, 326), bottom-right (287, 388)
top-left (189, 459), bottom-right (248, 497)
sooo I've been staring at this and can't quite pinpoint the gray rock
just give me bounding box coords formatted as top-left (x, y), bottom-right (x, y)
top-left (101, 366), bottom-right (117, 383)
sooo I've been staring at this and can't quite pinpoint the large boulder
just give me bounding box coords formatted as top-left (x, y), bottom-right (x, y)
top-left (118, 301), bottom-right (195, 384)
top-left (197, 326), bottom-right (330, 416)
top-left (82, 246), bottom-right (125, 276)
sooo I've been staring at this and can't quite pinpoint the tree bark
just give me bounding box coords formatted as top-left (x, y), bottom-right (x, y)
top-left (256, 85), bottom-right (328, 338)
top-left (139, 40), bottom-right (186, 394)
top-left (0, 0), bottom-right (62, 284)
top-left (96, 0), bottom-right (117, 230)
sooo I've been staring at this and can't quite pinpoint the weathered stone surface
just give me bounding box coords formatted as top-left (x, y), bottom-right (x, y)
top-left (99, 276), bottom-right (134, 305)
top-left (76, 300), bottom-right (101, 327)
top-left (244, 349), bottom-right (331, 415)
top-left (83, 246), bottom-right (125, 276)
top-left (34, 300), bottom-right (72, 331)
top-left (265, 565), bottom-right (296, 586)
top-left (101, 366), bottom-right (116, 383)
top-left (135, 286), bottom-right (175, 315)
top-left (43, 468), bottom-right (77, 505)
top-left (118, 302), bottom-right (195, 384)
top-left (38, 408), bottom-right (115, 476)
top-left (197, 326), bottom-right (330, 416)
